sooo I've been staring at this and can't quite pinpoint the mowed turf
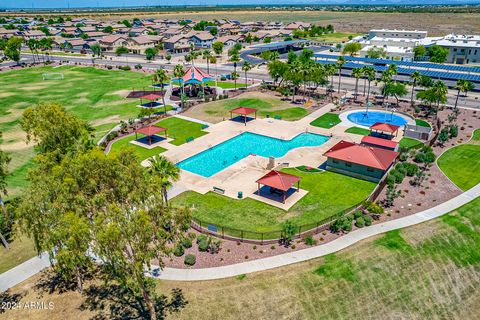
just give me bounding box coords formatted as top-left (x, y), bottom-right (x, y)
top-left (182, 91), bottom-right (309, 123)
top-left (0, 66), bottom-right (152, 196)
top-left (399, 137), bottom-right (424, 149)
top-left (5, 196), bottom-right (480, 320)
top-left (437, 128), bottom-right (480, 191)
top-left (155, 117), bottom-right (209, 146)
top-left (172, 169), bottom-right (375, 237)
top-left (158, 196), bottom-right (480, 320)
top-left (108, 134), bottom-right (167, 162)
top-left (310, 112), bottom-right (341, 128)
top-left (344, 126), bottom-right (370, 136)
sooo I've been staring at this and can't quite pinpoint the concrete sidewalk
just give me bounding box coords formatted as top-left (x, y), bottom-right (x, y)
top-left (150, 183), bottom-right (480, 281)
top-left (1, 184), bottom-right (478, 291)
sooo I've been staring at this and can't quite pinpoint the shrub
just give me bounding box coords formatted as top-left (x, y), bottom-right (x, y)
top-left (282, 220), bottom-right (298, 245)
top-left (304, 235), bottom-right (316, 246)
top-left (395, 164), bottom-right (407, 176)
top-left (134, 64), bottom-right (142, 70)
top-left (208, 239), bottom-right (222, 254)
top-left (173, 245), bottom-right (184, 257)
top-left (355, 216), bottom-right (365, 228)
top-left (449, 125), bottom-right (458, 138)
top-left (387, 173), bottom-right (396, 187)
top-left (196, 234), bottom-right (207, 244)
top-left (181, 238), bottom-right (192, 249)
top-left (330, 216), bottom-right (353, 233)
top-left (184, 254), bottom-right (196, 266)
top-left (107, 65), bottom-right (113, 69)
top-left (198, 239), bottom-right (209, 252)
top-left (414, 152), bottom-right (426, 163)
top-left (353, 210), bottom-right (363, 219)
top-left (364, 215), bottom-right (373, 226)
top-left (120, 65), bottom-right (131, 71)
top-left (364, 201), bottom-right (384, 214)
top-left (404, 163), bottom-right (419, 177)
top-left (393, 170), bottom-right (405, 184)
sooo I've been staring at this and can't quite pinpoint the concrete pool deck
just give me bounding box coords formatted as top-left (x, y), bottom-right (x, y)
top-left (142, 104), bottom-right (381, 210)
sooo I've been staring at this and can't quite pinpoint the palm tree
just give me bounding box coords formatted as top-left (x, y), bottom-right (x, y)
top-left (242, 61), bottom-right (253, 89)
top-left (153, 68), bottom-right (169, 115)
top-left (410, 71), bottom-right (422, 106)
top-left (387, 64), bottom-right (398, 82)
top-left (230, 52), bottom-right (240, 74)
top-left (362, 67), bottom-right (376, 107)
top-left (454, 79), bottom-right (475, 109)
top-left (147, 155), bottom-right (179, 206)
top-left (432, 80), bottom-right (448, 117)
top-left (173, 64), bottom-right (185, 107)
top-left (352, 67), bottom-right (362, 101)
top-left (270, 51), bottom-right (280, 61)
top-left (202, 50), bottom-right (212, 73)
top-left (231, 71), bottom-right (239, 90)
top-left (336, 56), bottom-right (345, 93)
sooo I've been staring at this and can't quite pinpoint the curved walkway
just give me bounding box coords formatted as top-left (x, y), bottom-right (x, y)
top-left (1, 185), bottom-right (478, 291)
top-left (150, 183), bottom-right (480, 281)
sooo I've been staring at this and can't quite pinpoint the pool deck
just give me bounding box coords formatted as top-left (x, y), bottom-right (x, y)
top-left (339, 108), bottom-right (416, 129)
top-left (141, 104), bottom-right (405, 210)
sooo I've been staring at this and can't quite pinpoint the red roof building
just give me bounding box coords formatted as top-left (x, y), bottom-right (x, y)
top-left (370, 122), bottom-right (400, 136)
top-left (256, 170), bottom-right (301, 204)
top-left (361, 136), bottom-right (399, 151)
top-left (323, 140), bottom-right (398, 182)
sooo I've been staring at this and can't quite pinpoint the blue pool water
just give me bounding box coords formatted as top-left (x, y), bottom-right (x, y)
top-left (347, 111), bottom-right (409, 127)
top-left (177, 132), bottom-right (329, 177)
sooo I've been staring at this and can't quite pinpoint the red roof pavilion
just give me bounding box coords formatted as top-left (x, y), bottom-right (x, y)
top-left (141, 93), bottom-right (163, 101)
top-left (361, 136), bottom-right (399, 150)
top-left (135, 126), bottom-right (167, 145)
top-left (323, 140), bottom-right (398, 170)
top-left (256, 170), bottom-right (302, 204)
top-left (370, 122), bottom-right (400, 136)
top-left (229, 107), bottom-right (257, 125)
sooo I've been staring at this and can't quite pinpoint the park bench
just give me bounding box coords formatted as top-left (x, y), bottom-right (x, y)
top-left (213, 186), bottom-right (225, 194)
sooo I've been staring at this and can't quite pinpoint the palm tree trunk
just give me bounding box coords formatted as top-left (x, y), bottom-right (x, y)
top-left (454, 89), bottom-right (460, 109)
top-left (337, 68), bottom-right (342, 93)
top-left (354, 78), bottom-right (358, 101)
top-left (245, 71), bottom-right (248, 88)
top-left (206, 60), bottom-right (209, 73)
top-left (363, 78), bottom-right (367, 96)
top-left (366, 81), bottom-right (371, 103)
top-left (410, 83), bottom-right (416, 106)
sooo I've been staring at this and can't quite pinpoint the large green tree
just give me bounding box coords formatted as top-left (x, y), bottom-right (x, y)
top-left (453, 79), bottom-right (475, 109)
top-left (153, 68), bottom-right (169, 115)
top-left (4, 36), bottom-right (23, 64)
top-left (0, 132), bottom-right (11, 249)
top-left (428, 45), bottom-right (449, 63)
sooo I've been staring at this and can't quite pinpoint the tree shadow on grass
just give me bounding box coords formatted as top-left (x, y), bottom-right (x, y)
top-left (80, 283), bottom-right (186, 320)
top-left (0, 290), bottom-right (24, 314)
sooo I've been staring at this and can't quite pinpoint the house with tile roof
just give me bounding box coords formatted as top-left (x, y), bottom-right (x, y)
top-left (323, 140), bottom-right (398, 182)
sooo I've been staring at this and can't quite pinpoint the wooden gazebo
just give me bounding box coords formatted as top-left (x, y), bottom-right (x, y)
top-left (256, 170), bottom-right (301, 204)
top-left (229, 107), bottom-right (257, 126)
top-left (135, 125), bottom-right (167, 145)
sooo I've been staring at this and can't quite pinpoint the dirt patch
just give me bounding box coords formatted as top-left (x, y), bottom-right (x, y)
top-left (90, 115), bottom-right (121, 126)
top-left (110, 89), bottom-right (130, 98)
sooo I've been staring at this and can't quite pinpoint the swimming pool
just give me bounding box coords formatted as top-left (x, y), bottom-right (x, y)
top-left (347, 110), bottom-right (409, 127)
top-left (177, 132), bottom-right (329, 177)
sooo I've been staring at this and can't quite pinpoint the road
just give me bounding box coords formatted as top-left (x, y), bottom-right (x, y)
top-left (16, 53), bottom-right (480, 109)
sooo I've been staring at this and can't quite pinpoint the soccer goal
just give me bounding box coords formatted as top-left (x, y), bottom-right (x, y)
top-left (42, 73), bottom-right (64, 80)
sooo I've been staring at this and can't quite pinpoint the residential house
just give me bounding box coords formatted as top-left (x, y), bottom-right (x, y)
top-left (189, 31), bottom-right (216, 49)
top-left (127, 35), bottom-right (163, 54)
top-left (216, 35), bottom-right (245, 47)
top-left (99, 35), bottom-right (128, 51)
top-left (164, 34), bottom-right (192, 53)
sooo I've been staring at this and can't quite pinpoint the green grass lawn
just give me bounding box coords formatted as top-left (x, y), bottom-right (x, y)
top-left (345, 126), bottom-right (370, 136)
top-left (183, 92), bottom-right (308, 123)
top-left (0, 233), bottom-right (37, 274)
top-left (155, 117), bottom-right (208, 146)
top-left (204, 81), bottom-right (251, 89)
top-left (399, 137), bottom-right (424, 149)
top-left (307, 32), bottom-right (363, 43)
top-left (310, 113), bottom-right (341, 129)
top-left (0, 65), bottom-right (153, 197)
top-left (437, 129), bottom-right (480, 191)
top-left (172, 169), bottom-right (375, 238)
top-left (108, 134), bottom-right (166, 161)
top-left (415, 118), bottom-right (431, 128)
top-left (158, 196), bottom-right (480, 320)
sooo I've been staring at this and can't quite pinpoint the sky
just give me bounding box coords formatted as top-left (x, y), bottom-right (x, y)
top-left (0, 0), bottom-right (477, 9)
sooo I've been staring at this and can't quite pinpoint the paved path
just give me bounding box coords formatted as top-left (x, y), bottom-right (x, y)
top-left (150, 183), bottom-right (480, 281)
top-left (1, 184), bottom-right (478, 290)
top-left (173, 114), bottom-right (213, 126)
top-left (0, 253), bottom-right (51, 292)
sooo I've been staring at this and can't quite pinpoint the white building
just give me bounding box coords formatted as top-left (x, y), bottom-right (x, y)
top-left (424, 34), bottom-right (480, 64)
top-left (368, 29), bottom-right (427, 40)
top-left (359, 36), bottom-right (420, 62)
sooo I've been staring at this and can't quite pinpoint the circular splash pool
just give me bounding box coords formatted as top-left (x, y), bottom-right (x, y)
top-left (346, 110), bottom-right (409, 127)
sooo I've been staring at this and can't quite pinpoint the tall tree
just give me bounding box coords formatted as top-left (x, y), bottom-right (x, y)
top-left (241, 61), bottom-right (253, 89)
top-left (173, 64), bottom-right (185, 107)
top-left (147, 155), bottom-right (180, 205)
top-left (229, 52), bottom-right (240, 74)
top-left (453, 79), bottom-right (475, 109)
top-left (202, 49), bottom-right (212, 73)
top-left (410, 71), bottom-right (422, 106)
top-left (211, 41), bottom-right (224, 56)
top-left (144, 47), bottom-right (158, 61)
top-left (351, 67), bottom-right (362, 100)
top-left (362, 66), bottom-right (376, 104)
top-left (336, 56), bottom-right (345, 93)
top-left (4, 36), bottom-right (23, 64)
top-left (0, 132), bottom-right (11, 249)
top-left (153, 68), bottom-right (169, 115)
